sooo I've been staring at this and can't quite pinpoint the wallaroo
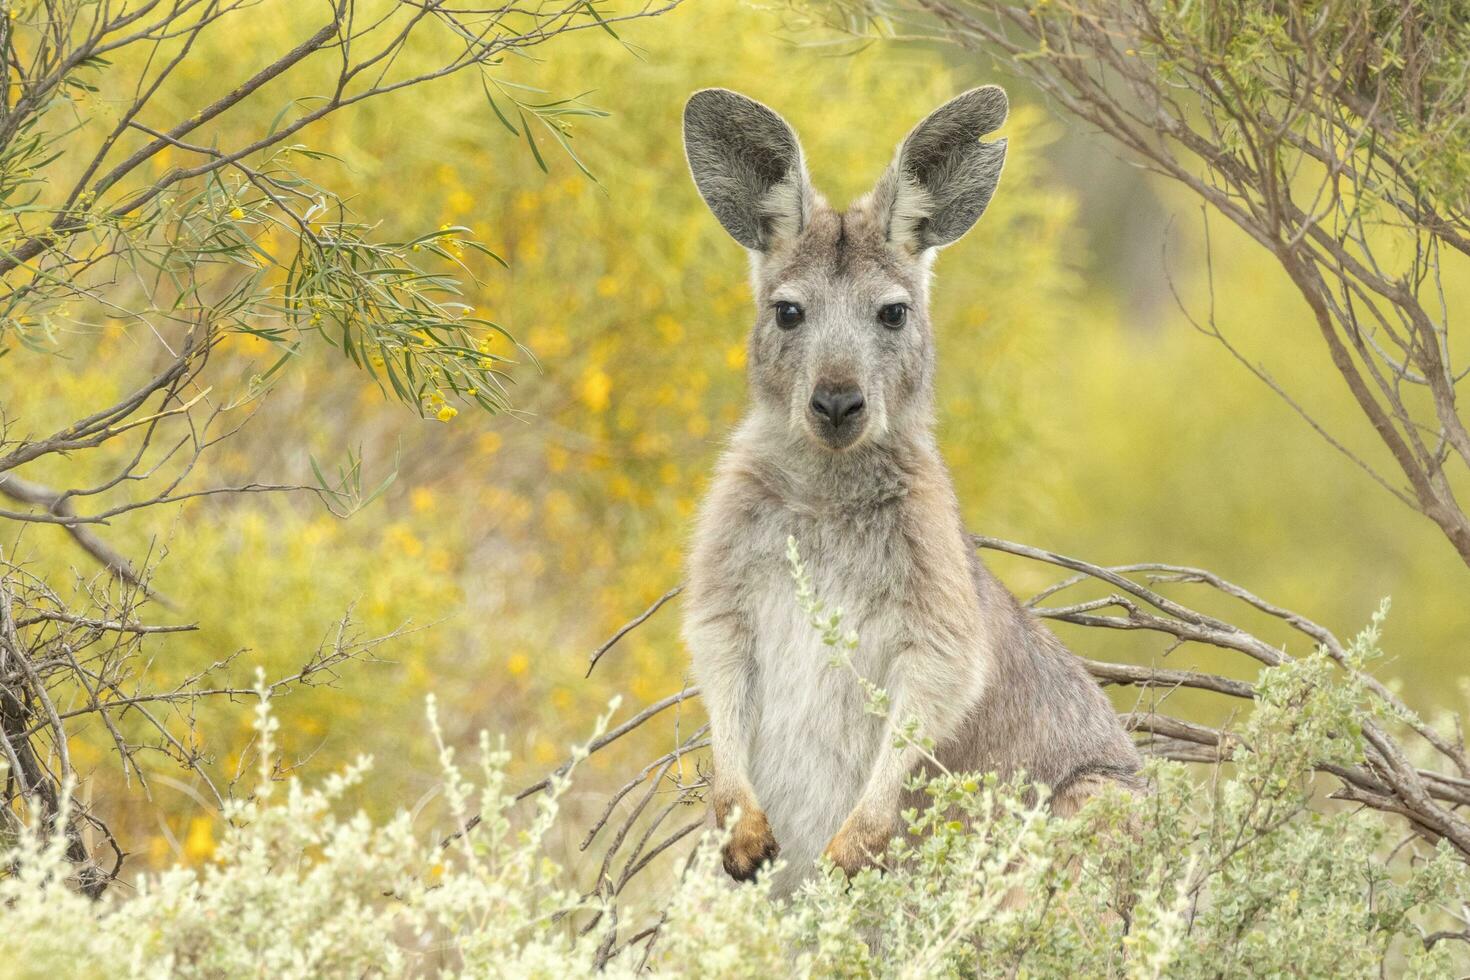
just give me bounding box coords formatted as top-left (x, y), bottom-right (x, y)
top-left (680, 86), bottom-right (1143, 897)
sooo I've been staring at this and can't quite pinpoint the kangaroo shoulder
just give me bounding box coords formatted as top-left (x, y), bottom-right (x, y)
top-left (891, 455), bottom-right (979, 587)
top-left (688, 447), bottom-right (787, 586)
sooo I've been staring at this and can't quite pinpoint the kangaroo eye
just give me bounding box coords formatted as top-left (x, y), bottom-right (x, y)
top-left (878, 303), bottom-right (907, 329)
top-left (773, 301), bottom-right (804, 330)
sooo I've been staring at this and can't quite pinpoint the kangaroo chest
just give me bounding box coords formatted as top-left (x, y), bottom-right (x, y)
top-left (739, 511), bottom-right (909, 885)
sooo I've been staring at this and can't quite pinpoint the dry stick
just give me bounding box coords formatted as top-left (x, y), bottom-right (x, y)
top-left (585, 586), bottom-right (683, 678)
top-left (1123, 712), bottom-right (1242, 752)
top-left (588, 741), bottom-right (708, 913)
top-left (0, 341), bottom-right (198, 474)
top-left (591, 818), bottom-right (704, 964)
top-left (579, 787), bottom-right (676, 939)
top-left (579, 794), bottom-right (699, 940)
top-left (615, 814), bottom-right (704, 895)
top-left (515, 687), bottom-right (702, 803)
top-left (0, 565), bottom-right (109, 892)
top-left (988, 534), bottom-right (1470, 850)
top-left (975, 535), bottom-right (1278, 659)
top-left (1084, 660), bottom-right (1256, 700)
top-left (984, 534), bottom-right (1470, 774)
top-left (633, 847), bottom-right (705, 970)
top-left (0, 565), bottom-right (70, 787)
top-left (60, 643), bottom-right (140, 792)
top-left (11, 611), bottom-right (194, 633)
top-left (1125, 705), bottom-right (1470, 811)
top-left (440, 686), bottom-right (702, 848)
top-left (580, 727), bottom-right (709, 851)
top-left (586, 756), bottom-right (683, 900)
top-left (0, 475), bottom-right (165, 600)
top-left (1039, 600), bottom-right (1470, 815)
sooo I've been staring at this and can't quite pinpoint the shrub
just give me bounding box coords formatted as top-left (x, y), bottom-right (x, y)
top-left (3, 610), bottom-right (1467, 978)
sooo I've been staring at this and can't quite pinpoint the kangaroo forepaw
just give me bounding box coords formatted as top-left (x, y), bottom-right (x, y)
top-left (721, 809), bottom-right (779, 882)
top-left (823, 813), bottom-right (892, 877)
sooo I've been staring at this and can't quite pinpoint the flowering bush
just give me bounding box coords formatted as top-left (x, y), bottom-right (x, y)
top-left (4, 610), bottom-right (1467, 979)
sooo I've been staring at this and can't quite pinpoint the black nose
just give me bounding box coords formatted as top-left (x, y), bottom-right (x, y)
top-left (810, 385), bottom-right (865, 424)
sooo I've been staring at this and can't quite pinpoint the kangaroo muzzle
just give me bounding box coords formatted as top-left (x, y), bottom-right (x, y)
top-left (807, 381), bottom-right (867, 450)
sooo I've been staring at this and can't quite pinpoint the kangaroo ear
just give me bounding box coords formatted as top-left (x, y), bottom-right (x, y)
top-left (683, 88), bottom-right (813, 251)
top-left (874, 86), bottom-right (1008, 252)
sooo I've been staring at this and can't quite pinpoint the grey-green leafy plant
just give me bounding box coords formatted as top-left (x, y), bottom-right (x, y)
top-left (10, 569), bottom-right (1464, 976)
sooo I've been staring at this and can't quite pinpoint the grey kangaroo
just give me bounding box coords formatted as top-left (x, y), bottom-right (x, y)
top-left (680, 86), bottom-right (1142, 897)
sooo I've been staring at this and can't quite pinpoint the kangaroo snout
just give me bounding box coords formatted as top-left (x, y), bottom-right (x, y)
top-left (810, 384), bottom-right (865, 423)
top-left (808, 382), bottom-right (866, 448)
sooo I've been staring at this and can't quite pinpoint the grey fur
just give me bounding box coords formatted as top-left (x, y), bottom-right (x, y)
top-left (681, 87), bottom-right (1140, 897)
top-left (873, 85), bottom-right (1009, 251)
top-left (683, 89), bottom-right (812, 250)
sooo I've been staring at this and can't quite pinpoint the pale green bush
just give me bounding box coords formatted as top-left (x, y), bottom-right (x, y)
top-left (3, 615), bottom-right (1468, 978)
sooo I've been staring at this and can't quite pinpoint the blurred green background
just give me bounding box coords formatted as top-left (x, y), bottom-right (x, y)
top-left (4, 0), bottom-right (1465, 868)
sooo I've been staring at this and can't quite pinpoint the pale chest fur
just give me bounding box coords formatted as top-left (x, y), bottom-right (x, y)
top-left (722, 509), bottom-right (912, 894)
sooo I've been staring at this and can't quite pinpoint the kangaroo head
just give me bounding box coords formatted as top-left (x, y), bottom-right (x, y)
top-left (683, 87), bottom-right (1007, 453)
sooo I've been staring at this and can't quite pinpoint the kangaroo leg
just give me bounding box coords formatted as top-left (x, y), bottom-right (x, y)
top-left (1052, 772), bottom-right (1123, 818)
top-left (686, 589), bottom-right (779, 882)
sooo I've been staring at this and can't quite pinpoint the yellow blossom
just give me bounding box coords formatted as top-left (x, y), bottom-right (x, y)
top-left (184, 817), bottom-right (216, 862)
top-left (527, 324), bottom-right (569, 358)
top-left (579, 368), bottom-right (612, 412)
top-left (385, 523), bottom-right (424, 557)
top-left (446, 190), bottom-right (474, 215)
top-left (436, 404), bottom-right (458, 422)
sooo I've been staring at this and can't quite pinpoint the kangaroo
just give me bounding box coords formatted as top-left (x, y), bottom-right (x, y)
top-left (680, 87), bottom-right (1142, 898)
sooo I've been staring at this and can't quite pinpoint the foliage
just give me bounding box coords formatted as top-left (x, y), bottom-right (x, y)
top-left (1, 0), bottom-right (1102, 872)
top-left (0, 0), bottom-right (632, 412)
top-left (811, 0), bottom-right (1470, 568)
top-left (3, 615), bottom-right (1467, 978)
top-left (2, 0), bottom-right (1468, 941)
top-left (0, 0), bottom-right (682, 889)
